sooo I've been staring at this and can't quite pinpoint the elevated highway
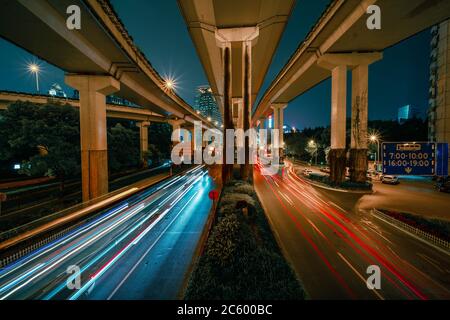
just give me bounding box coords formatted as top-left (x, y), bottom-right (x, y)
top-left (178, 0), bottom-right (295, 181)
top-left (252, 0), bottom-right (450, 183)
top-left (0, 0), bottom-right (216, 201)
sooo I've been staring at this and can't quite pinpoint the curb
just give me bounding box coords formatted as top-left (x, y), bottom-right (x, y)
top-left (301, 176), bottom-right (374, 195)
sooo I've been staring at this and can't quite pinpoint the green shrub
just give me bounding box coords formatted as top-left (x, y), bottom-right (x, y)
top-left (206, 214), bottom-right (239, 267)
top-left (185, 181), bottom-right (306, 300)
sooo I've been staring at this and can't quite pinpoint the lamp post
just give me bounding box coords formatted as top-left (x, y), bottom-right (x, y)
top-left (370, 135), bottom-right (380, 171)
top-left (28, 63), bottom-right (40, 92)
top-left (309, 140), bottom-right (318, 165)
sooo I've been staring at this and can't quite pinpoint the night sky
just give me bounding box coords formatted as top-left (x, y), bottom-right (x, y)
top-left (0, 0), bottom-right (430, 129)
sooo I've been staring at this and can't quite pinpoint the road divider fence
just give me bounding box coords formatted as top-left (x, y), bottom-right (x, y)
top-left (372, 208), bottom-right (450, 252)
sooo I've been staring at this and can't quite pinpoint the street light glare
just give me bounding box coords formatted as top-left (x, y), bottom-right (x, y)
top-left (163, 76), bottom-right (178, 92)
top-left (165, 80), bottom-right (174, 89)
top-left (28, 64), bottom-right (40, 73)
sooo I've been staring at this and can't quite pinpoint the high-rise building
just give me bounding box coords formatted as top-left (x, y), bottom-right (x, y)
top-left (194, 85), bottom-right (221, 124)
top-left (429, 20), bottom-right (450, 144)
top-left (397, 105), bottom-right (420, 124)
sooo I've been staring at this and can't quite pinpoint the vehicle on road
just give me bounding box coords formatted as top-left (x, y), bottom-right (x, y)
top-left (302, 169), bottom-right (313, 176)
top-left (381, 175), bottom-right (400, 185)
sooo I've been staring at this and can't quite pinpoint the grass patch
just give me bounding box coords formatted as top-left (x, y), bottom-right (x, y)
top-left (379, 209), bottom-right (450, 242)
top-left (185, 180), bottom-right (306, 300)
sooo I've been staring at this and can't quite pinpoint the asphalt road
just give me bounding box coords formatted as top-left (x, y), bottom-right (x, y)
top-left (0, 166), bottom-right (214, 300)
top-left (254, 161), bottom-right (450, 299)
top-left (294, 162), bottom-right (450, 220)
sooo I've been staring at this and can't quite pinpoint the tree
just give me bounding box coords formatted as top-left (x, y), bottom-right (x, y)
top-left (0, 101), bottom-right (81, 180)
top-left (108, 123), bottom-right (140, 173)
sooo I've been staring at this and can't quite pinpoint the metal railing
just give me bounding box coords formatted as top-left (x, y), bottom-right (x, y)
top-left (372, 209), bottom-right (450, 251)
top-left (0, 224), bottom-right (76, 269)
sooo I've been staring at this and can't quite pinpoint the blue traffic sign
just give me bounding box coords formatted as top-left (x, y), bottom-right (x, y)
top-left (436, 143), bottom-right (449, 176)
top-left (382, 142), bottom-right (436, 176)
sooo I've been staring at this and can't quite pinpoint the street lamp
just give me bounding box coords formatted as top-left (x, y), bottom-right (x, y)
top-left (28, 63), bottom-right (40, 92)
top-left (369, 134), bottom-right (380, 170)
top-left (308, 139), bottom-right (318, 165)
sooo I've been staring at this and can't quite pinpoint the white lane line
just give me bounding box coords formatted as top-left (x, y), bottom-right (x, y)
top-left (329, 201), bottom-right (346, 213)
top-left (337, 252), bottom-right (385, 300)
top-left (278, 191), bottom-right (294, 206)
top-left (305, 217), bottom-right (327, 240)
top-left (416, 253), bottom-right (445, 273)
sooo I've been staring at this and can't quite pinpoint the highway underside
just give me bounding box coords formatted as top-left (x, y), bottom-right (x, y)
top-left (254, 163), bottom-right (450, 300)
top-left (0, 166), bottom-right (214, 300)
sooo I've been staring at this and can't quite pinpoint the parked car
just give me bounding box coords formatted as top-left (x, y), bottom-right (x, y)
top-left (302, 169), bottom-right (313, 176)
top-left (437, 180), bottom-right (450, 193)
top-left (320, 167), bottom-right (330, 173)
top-left (367, 170), bottom-right (381, 181)
top-left (381, 175), bottom-right (399, 185)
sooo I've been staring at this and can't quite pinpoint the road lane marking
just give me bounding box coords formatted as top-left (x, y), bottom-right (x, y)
top-left (278, 191), bottom-right (294, 206)
top-left (337, 252), bottom-right (385, 300)
top-left (416, 253), bottom-right (445, 273)
top-left (329, 202), bottom-right (346, 213)
top-left (305, 217), bottom-right (327, 240)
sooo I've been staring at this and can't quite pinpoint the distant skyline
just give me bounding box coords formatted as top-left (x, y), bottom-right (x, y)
top-left (0, 0), bottom-right (431, 129)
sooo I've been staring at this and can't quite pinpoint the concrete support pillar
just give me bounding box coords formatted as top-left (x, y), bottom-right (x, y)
top-left (271, 104), bottom-right (287, 158)
top-left (259, 118), bottom-right (265, 130)
top-left (222, 45), bottom-right (233, 183)
top-left (329, 65), bottom-right (348, 184)
top-left (137, 121), bottom-right (150, 168)
top-left (216, 26), bottom-right (259, 183)
top-left (241, 41), bottom-right (252, 181)
top-left (168, 118), bottom-right (187, 163)
top-left (350, 64), bottom-right (369, 183)
top-left (258, 118), bottom-right (266, 153)
top-left (168, 119), bottom-right (186, 142)
top-left (65, 75), bottom-right (120, 202)
top-left (318, 52), bottom-right (382, 184)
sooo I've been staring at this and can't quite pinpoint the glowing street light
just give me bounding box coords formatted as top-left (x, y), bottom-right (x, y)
top-left (308, 140), bottom-right (318, 165)
top-left (369, 133), bottom-right (381, 169)
top-left (163, 76), bottom-right (178, 92)
top-left (28, 63), bottom-right (40, 92)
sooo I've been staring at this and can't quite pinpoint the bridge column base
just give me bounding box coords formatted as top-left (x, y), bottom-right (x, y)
top-left (81, 150), bottom-right (108, 201)
top-left (329, 148), bottom-right (347, 184)
top-left (349, 149), bottom-right (368, 183)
